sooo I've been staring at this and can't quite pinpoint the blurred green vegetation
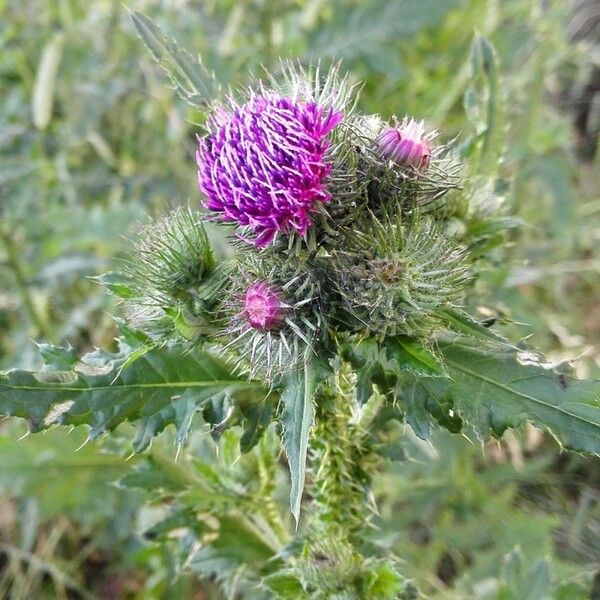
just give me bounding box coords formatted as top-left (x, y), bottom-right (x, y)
top-left (1, 0), bottom-right (599, 598)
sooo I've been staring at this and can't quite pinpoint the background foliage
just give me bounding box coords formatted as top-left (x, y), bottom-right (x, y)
top-left (1, 0), bottom-right (599, 598)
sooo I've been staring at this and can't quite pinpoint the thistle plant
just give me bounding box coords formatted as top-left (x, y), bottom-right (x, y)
top-left (1, 14), bottom-right (599, 600)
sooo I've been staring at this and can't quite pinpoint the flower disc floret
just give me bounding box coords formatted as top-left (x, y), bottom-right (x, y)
top-left (244, 282), bottom-right (285, 331)
top-left (196, 93), bottom-right (343, 246)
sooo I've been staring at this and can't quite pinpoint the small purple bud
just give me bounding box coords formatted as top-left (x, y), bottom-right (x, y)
top-left (244, 282), bottom-right (284, 331)
top-left (378, 117), bottom-right (431, 170)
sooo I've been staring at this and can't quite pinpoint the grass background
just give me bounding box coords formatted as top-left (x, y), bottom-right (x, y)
top-left (0, 0), bottom-right (599, 598)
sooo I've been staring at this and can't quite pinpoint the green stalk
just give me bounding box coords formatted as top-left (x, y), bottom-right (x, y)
top-left (0, 228), bottom-right (47, 337)
top-left (310, 374), bottom-right (366, 541)
top-left (283, 366), bottom-right (414, 599)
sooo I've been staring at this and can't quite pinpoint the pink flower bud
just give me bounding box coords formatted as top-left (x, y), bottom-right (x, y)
top-left (378, 117), bottom-right (431, 170)
top-left (244, 282), bottom-right (284, 331)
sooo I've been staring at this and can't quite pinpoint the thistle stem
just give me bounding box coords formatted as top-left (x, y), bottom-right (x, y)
top-left (287, 367), bottom-right (377, 597)
top-left (284, 366), bottom-right (417, 598)
top-left (309, 371), bottom-right (366, 541)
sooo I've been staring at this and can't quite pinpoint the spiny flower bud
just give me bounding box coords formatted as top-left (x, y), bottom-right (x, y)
top-left (333, 216), bottom-right (470, 338)
top-left (244, 282), bottom-right (284, 331)
top-left (377, 117), bottom-right (432, 171)
top-left (196, 92), bottom-right (343, 246)
top-left (223, 257), bottom-right (324, 382)
top-left (121, 208), bottom-right (224, 344)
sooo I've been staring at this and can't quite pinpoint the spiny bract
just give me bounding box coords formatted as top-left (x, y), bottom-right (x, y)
top-left (223, 255), bottom-right (325, 382)
top-left (123, 63), bottom-right (508, 381)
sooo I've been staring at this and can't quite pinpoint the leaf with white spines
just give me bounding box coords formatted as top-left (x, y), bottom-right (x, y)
top-left (0, 336), bottom-right (267, 452)
top-left (130, 11), bottom-right (220, 112)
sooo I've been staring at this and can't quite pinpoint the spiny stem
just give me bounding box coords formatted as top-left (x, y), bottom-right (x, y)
top-left (309, 369), bottom-right (367, 540)
top-left (283, 366), bottom-right (415, 598)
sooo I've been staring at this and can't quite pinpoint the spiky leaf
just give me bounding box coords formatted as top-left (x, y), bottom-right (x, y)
top-left (0, 339), bottom-right (266, 452)
top-left (406, 338), bottom-right (600, 454)
top-left (384, 336), bottom-right (445, 377)
top-left (130, 11), bottom-right (220, 110)
top-left (280, 358), bottom-right (330, 525)
top-left (401, 375), bottom-right (462, 440)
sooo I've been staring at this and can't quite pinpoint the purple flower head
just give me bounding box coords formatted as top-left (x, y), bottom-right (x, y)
top-left (244, 281), bottom-right (285, 331)
top-left (378, 117), bottom-right (432, 171)
top-left (196, 93), bottom-right (343, 246)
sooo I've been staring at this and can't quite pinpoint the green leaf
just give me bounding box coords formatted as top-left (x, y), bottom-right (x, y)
top-left (143, 506), bottom-right (205, 541)
top-left (0, 426), bottom-right (135, 522)
top-left (0, 339), bottom-right (266, 452)
top-left (280, 358), bottom-right (329, 525)
top-left (432, 340), bottom-right (600, 454)
top-left (263, 572), bottom-right (306, 598)
top-left (119, 455), bottom-right (194, 494)
top-left (130, 11), bottom-right (220, 110)
top-left (437, 308), bottom-right (510, 345)
top-left (341, 339), bottom-right (399, 404)
top-left (90, 271), bottom-right (138, 299)
top-left (385, 336), bottom-right (446, 377)
top-left (401, 376), bottom-right (462, 440)
top-left (239, 396), bottom-right (277, 453)
top-left (382, 336), bottom-right (455, 439)
top-left (498, 550), bottom-right (553, 600)
top-left (190, 516), bottom-right (280, 579)
top-left (365, 562), bottom-right (407, 598)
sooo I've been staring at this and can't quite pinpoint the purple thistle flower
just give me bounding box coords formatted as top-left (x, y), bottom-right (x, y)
top-left (243, 281), bottom-right (285, 331)
top-left (196, 93), bottom-right (343, 246)
top-left (378, 117), bottom-right (432, 171)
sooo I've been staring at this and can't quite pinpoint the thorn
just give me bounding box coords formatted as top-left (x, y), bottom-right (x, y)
top-left (280, 332), bottom-right (291, 354)
top-left (285, 318), bottom-right (311, 347)
top-left (266, 332), bottom-right (272, 371)
top-left (301, 317), bottom-right (317, 332)
top-left (251, 334), bottom-right (261, 364)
